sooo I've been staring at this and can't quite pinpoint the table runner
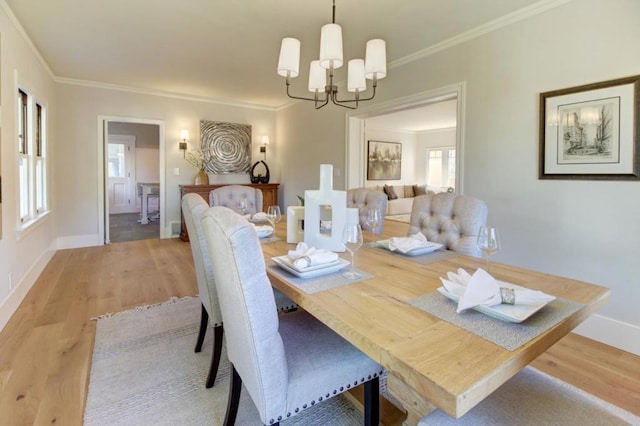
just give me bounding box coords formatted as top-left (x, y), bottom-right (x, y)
top-left (267, 264), bottom-right (373, 294)
top-left (409, 291), bottom-right (584, 351)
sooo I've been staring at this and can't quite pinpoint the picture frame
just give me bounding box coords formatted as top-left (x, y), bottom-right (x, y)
top-left (367, 140), bottom-right (402, 180)
top-left (539, 75), bottom-right (640, 180)
top-left (200, 120), bottom-right (252, 174)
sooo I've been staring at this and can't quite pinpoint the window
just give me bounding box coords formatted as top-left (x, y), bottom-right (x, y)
top-left (426, 147), bottom-right (456, 190)
top-left (17, 86), bottom-right (49, 228)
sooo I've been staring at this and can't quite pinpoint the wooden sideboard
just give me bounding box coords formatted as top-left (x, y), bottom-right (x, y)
top-left (179, 183), bottom-right (279, 241)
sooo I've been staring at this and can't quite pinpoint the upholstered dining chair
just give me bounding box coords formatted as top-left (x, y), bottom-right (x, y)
top-left (209, 185), bottom-right (263, 214)
top-left (181, 194), bottom-right (295, 389)
top-left (346, 187), bottom-right (388, 234)
top-left (200, 206), bottom-right (382, 426)
top-left (408, 192), bottom-right (488, 257)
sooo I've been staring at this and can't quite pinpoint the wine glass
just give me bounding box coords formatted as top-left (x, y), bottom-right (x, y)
top-left (266, 205), bottom-right (281, 230)
top-left (237, 196), bottom-right (248, 216)
top-left (365, 208), bottom-right (381, 246)
top-left (342, 222), bottom-right (363, 279)
top-left (476, 226), bottom-right (500, 273)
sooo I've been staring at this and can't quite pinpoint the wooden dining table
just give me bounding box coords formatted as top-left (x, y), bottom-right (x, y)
top-left (261, 219), bottom-right (610, 425)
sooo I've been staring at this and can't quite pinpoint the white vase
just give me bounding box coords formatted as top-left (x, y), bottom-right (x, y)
top-left (303, 164), bottom-right (347, 252)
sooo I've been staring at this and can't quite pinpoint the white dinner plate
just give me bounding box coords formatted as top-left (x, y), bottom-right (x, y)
top-left (272, 256), bottom-right (348, 278)
top-left (375, 239), bottom-right (443, 256)
top-left (255, 228), bottom-right (273, 238)
top-left (437, 282), bottom-right (555, 323)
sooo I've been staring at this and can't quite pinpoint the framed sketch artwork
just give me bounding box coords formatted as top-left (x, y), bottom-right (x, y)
top-left (539, 75), bottom-right (640, 180)
top-left (367, 140), bottom-right (402, 180)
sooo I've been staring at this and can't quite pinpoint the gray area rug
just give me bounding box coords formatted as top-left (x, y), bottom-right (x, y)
top-left (85, 297), bottom-right (639, 426)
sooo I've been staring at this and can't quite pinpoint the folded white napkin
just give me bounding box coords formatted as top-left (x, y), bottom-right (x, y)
top-left (388, 232), bottom-right (429, 253)
top-left (252, 212), bottom-right (269, 221)
top-left (287, 242), bottom-right (339, 269)
top-left (440, 268), bottom-right (555, 313)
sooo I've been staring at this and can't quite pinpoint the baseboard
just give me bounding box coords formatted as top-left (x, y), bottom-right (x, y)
top-left (57, 233), bottom-right (104, 249)
top-left (0, 243), bottom-right (56, 332)
top-left (573, 314), bottom-right (640, 356)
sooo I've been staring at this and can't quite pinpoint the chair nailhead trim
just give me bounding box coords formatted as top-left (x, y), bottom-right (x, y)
top-left (269, 420), bottom-right (274, 424)
top-left (326, 393), bottom-right (330, 397)
top-left (303, 404), bottom-right (307, 409)
top-left (340, 387), bottom-right (344, 391)
top-left (295, 408), bottom-right (299, 413)
top-left (333, 390), bottom-right (337, 394)
top-left (311, 400), bottom-right (315, 406)
top-left (319, 397), bottom-right (323, 401)
top-left (347, 384), bottom-right (351, 389)
top-left (287, 413), bottom-right (291, 417)
top-left (278, 416), bottom-right (282, 421)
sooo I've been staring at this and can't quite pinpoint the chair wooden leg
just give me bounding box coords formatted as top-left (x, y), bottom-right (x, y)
top-left (224, 363), bottom-right (242, 426)
top-left (194, 303), bottom-right (208, 353)
top-left (364, 377), bottom-right (380, 426)
top-left (206, 325), bottom-right (224, 388)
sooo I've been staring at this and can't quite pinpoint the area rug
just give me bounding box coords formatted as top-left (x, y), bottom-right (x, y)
top-left (84, 297), bottom-right (639, 426)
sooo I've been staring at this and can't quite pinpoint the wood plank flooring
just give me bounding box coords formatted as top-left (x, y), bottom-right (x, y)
top-left (0, 238), bottom-right (637, 425)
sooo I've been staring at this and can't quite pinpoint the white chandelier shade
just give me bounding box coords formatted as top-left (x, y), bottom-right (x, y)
top-left (276, 0), bottom-right (387, 109)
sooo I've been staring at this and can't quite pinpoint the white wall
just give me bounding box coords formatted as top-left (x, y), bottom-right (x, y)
top-left (276, 0), bottom-right (640, 354)
top-left (0, 5), bottom-right (58, 330)
top-left (364, 128), bottom-right (417, 187)
top-left (54, 85), bottom-right (277, 244)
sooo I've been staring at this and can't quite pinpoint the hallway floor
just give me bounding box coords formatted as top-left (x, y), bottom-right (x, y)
top-left (109, 212), bottom-right (159, 243)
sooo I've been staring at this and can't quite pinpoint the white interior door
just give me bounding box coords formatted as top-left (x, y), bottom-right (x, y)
top-left (107, 135), bottom-right (136, 214)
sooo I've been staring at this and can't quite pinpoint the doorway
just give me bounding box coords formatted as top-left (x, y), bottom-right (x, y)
top-left (345, 83), bottom-right (465, 193)
top-left (98, 116), bottom-right (165, 244)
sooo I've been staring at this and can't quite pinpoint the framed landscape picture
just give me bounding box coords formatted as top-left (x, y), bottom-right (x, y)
top-left (539, 75), bottom-right (640, 180)
top-left (367, 140), bottom-right (401, 180)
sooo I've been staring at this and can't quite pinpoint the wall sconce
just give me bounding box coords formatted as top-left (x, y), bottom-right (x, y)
top-left (179, 129), bottom-right (189, 158)
top-left (260, 135), bottom-right (270, 158)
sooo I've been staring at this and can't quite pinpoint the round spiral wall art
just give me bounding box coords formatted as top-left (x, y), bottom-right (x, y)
top-left (200, 120), bottom-right (251, 174)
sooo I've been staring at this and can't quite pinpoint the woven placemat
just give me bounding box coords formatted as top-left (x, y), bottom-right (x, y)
top-left (372, 247), bottom-right (460, 265)
top-left (267, 264), bottom-right (373, 294)
top-left (409, 291), bottom-right (584, 351)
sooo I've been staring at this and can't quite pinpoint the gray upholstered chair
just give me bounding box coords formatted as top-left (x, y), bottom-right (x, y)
top-left (200, 206), bottom-right (382, 426)
top-left (181, 194), bottom-right (295, 389)
top-left (408, 192), bottom-right (488, 257)
top-left (209, 185), bottom-right (263, 214)
top-left (346, 187), bottom-right (388, 234)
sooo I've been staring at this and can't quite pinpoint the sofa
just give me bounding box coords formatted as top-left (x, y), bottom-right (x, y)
top-left (368, 184), bottom-right (437, 216)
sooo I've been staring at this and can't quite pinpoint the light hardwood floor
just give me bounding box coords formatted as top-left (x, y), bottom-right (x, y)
top-left (0, 238), bottom-right (638, 425)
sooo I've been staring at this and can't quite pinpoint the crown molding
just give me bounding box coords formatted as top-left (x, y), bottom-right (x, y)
top-left (54, 76), bottom-right (278, 111)
top-left (0, 0), bottom-right (55, 79)
top-left (389, 0), bottom-right (573, 70)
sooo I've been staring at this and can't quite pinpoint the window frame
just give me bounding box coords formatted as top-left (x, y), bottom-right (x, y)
top-left (16, 83), bottom-right (50, 236)
top-left (425, 146), bottom-right (457, 191)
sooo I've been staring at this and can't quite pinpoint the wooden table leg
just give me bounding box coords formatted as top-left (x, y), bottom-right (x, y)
top-left (386, 373), bottom-right (436, 426)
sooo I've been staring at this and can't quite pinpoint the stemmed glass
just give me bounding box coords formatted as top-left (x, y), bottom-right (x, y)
top-left (342, 222), bottom-right (363, 279)
top-left (365, 208), bottom-right (381, 246)
top-left (476, 226), bottom-right (500, 273)
top-left (237, 196), bottom-right (248, 216)
top-left (266, 205), bottom-right (281, 232)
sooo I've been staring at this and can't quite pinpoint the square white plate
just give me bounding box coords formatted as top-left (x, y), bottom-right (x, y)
top-left (272, 256), bottom-right (348, 278)
top-left (437, 283), bottom-right (555, 323)
top-left (375, 239), bottom-right (443, 256)
top-left (255, 228), bottom-right (273, 238)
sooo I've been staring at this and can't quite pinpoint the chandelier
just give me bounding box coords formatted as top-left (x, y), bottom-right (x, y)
top-left (276, 0), bottom-right (386, 110)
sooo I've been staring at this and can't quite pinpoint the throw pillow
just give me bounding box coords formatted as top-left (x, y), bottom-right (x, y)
top-left (404, 185), bottom-right (415, 198)
top-left (413, 184), bottom-right (428, 196)
top-left (383, 184), bottom-right (398, 200)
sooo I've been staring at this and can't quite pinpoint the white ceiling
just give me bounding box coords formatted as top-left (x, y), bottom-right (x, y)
top-left (6, 0), bottom-right (543, 112)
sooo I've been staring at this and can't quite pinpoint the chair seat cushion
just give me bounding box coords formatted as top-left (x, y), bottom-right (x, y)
top-left (279, 310), bottom-right (383, 419)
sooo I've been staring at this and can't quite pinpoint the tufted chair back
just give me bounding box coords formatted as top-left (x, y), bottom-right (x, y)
top-left (209, 185), bottom-right (263, 214)
top-left (346, 187), bottom-right (388, 234)
top-left (408, 192), bottom-right (488, 257)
